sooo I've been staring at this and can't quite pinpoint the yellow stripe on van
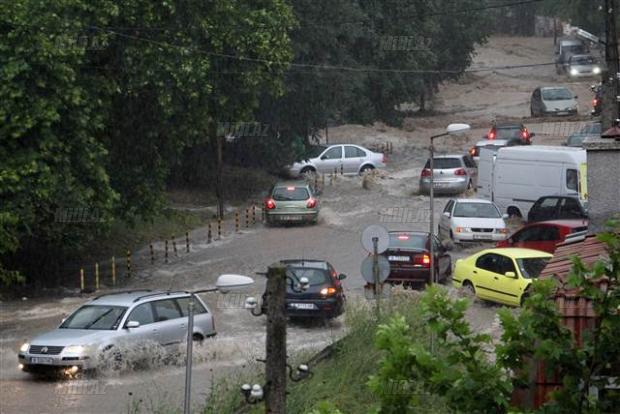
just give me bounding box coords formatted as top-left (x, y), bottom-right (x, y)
top-left (579, 162), bottom-right (588, 200)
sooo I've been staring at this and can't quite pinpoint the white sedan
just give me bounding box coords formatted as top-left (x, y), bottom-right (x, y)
top-left (438, 198), bottom-right (509, 243)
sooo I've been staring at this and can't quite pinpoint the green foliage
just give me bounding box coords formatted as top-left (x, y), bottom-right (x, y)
top-left (369, 286), bottom-right (511, 414)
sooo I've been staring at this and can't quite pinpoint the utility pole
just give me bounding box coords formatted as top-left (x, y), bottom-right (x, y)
top-left (602, 0), bottom-right (620, 130)
top-left (264, 264), bottom-right (287, 413)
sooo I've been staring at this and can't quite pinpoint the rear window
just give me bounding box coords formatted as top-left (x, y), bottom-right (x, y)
top-left (423, 158), bottom-right (461, 169)
top-left (272, 186), bottom-right (309, 201)
top-left (287, 268), bottom-right (329, 286)
top-left (453, 202), bottom-right (501, 218)
top-left (388, 233), bottom-right (427, 249)
top-left (496, 127), bottom-right (522, 139)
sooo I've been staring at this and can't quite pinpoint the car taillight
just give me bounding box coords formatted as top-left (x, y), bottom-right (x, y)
top-left (592, 99), bottom-right (598, 106)
top-left (421, 168), bottom-right (431, 177)
top-left (522, 130), bottom-right (529, 139)
top-left (469, 147), bottom-right (477, 156)
top-left (454, 168), bottom-right (467, 176)
top-left (306, 198), bottom-right (317, 208)
top-left (320, 287), bottom-right (337, 296)
top-left (488, 130), bottom-right (496, 140)
top-left (413, 254), bottom-right (431, 267)
top-left (265, 199), bottom-right (276, 209)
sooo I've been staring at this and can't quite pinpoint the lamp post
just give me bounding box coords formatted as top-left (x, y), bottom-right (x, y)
top-left (428, 124), bottom-right (471, 286)
top-left (183, 274), bottom-right (254, 414)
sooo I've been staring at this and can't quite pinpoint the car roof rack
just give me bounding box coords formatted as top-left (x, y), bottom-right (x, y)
top-left (132, 290), bottom-right (191, 303)
top-left (93, 289), bottom-right (152, 300)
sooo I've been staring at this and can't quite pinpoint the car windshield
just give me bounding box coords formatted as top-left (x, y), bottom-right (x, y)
top-left (542, 88), bottom-right (573, 101)
top-left (582, 123), bottom-right (601, 134)
top-left (496, 127), bottom-right (522, 139)
top-left (305, 145), bottom-right (327, 159)
top-left (287, 268), bottom-right (329, 287)
top-left (571, 56), bottom-right (595, 65)
top-left (564, 44), bottom-right (586, 54)
top-left (453, 202), bottom-right (501, 218)
top-left (388, 233), bottom-right (427, 249)
top-left (60, 305), bottom-right (127, 330)
top-left (423, 158), bottom-right (461, 169)
top-left (566, 135), bottom-right (586, 147)
top-left (272, 186), bottom-right (309, 201)
top-left (516, 257), bottom-right (551, 279)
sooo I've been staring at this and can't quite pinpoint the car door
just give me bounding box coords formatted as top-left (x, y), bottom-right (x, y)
top-left (492, 256), bottom-right (525, 306)
top-left (122, 302), bottom-right (159, 345)
top-left (343, 145), bottom-right (364, 174)
top-left (510, 225), bottom-right (550, 252)
top-left (462, 155), bottom-right (478, 187)
top-left (433, 235), bottom-right (451, 280)
top-left (439, 200), bottom-right (455, 237)
top-left (316, 146), bottom-right (343, 174)
top-left (472, 253), bottom-right (502, 301)
top-left (176, 296), bottom-right (214, 337)
top-left (151, 298), bottom-right (185, 347)
top-left (558, 197), bottom-right (585, 220)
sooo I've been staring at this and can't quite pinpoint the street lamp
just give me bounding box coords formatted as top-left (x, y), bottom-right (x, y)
top-left (429, 123), bottom-right (471, 286)
top-left (183, 274), bottom-right (254, 414)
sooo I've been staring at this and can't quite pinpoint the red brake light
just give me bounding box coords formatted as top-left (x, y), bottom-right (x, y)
top-left (522, 131), bottom-right (528, 139)
top-left (286, 186), bottom-right (295, 191)
top-left (454, 168), bottom-right (467, 176)
top-left (592, 99), bottom-right (598, 106)
top-left (320, 287), bottom-right (337, 296)
top-left (265, 199), bottom-right (276, 209)
top-left (397, 235), bottom-right (409, 240)
top-left (488, 130), bottom-right (496, 140)
top-left (413, 254), bottom-right (431, 267)
top-left (306, 198), bottom-right (317, 208)
top-left (469, 147), bottom-right (477, 156)
top-left (421, 168), bottom-right (431, 177)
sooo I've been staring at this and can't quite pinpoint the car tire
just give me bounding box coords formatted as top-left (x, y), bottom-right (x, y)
top-left (360, 165), bottom-right (374, 175)
top-left (463, 280), bottom-right (476, 297)
top-left (520, 291), bottom-right (530, 307)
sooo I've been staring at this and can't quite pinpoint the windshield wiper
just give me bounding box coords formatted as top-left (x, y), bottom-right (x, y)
top-left (83, 309), bottom-right (114, 329)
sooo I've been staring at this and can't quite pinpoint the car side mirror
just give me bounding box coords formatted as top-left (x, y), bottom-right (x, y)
top-left (443, 211), bottom-right (451, 218)
top-left (502, 213), bottom-right (509, 219)
top-left (337, 273), bottom-right (347, 281)
top-left (504, 271), bottom-right (517, 278)
top-left (126, 321), bottom-right (140, 329)
top-left (320, 155), bottom-right (328, 160)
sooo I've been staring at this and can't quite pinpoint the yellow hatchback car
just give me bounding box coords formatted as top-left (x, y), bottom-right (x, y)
top-left (452, 248), bottom-right (552, 306)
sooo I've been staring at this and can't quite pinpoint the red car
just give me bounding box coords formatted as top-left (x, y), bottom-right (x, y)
top-left (496, 220), bottom-right (588, 254)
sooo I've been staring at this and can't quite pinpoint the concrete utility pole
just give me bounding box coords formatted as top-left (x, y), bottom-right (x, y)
top-left (264, 264), bottom-right (287, 413)
top-left (602, 0), bottom-right (620, 130)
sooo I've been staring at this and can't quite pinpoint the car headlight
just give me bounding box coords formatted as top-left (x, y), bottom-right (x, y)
top-left (570, 68), bottom-right (578, 76)
top-left (495, 228), bottom-right (509, 234)
top-left (593, 67), bottom-right (601, 74)
top-left (63, 345), bottom-right (86, 354)
top-left (20, 343), bottom-right (29, 353)
top-left (455, 227), bottom-right (471, 233)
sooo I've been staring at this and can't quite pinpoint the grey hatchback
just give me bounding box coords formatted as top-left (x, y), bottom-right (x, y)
top-left (264, 181), bottom-right (319, 225)
top-left (18, 290), bottom-right (215, 375)
top-left (419, 154), bottom-right (478, 195)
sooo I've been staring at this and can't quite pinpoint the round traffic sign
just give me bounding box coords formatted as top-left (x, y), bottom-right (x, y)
top-left (360, 255), bottom-right (391, 284)
top-left (361, 225), bottom-right (390, 254)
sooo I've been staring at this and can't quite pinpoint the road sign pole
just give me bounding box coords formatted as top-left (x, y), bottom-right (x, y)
top-left (372, 237), bottom-right (380, 319)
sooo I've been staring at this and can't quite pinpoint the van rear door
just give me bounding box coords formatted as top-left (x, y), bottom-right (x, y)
top-left (478, 148), bottom-right (495, 201)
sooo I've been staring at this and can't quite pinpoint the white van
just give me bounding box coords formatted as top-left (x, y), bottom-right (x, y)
top-left (478, 146), bottom-right (587, 218)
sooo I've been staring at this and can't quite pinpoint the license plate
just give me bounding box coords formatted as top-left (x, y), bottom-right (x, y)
top-left (434, 182), bottom-right (448, 187)
top-left (388, 256), bottom-right (409, 262)
top-left (31, 357), bottom-right (54, 364)
top-left (290, 303), bottom-right (315, 310)
top-left (473, 234), bottom-right (492, 240)
top-left (280, 215), bottom-right (302, 221)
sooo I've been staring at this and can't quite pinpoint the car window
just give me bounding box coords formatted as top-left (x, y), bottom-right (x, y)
top-left (60, 305), bottom-right (127, 330)
top-left (424, 158), bottom-right (461, 169)
top-left (496, 127), bottom-right (522, 139)
top-left (176, 296), bottom-right (207, 316)
top-left (512, 226), bottom-right (542, 242)
top-left (566, 135), bottom-right (585, 147)
top-left (476, 253), bottom-right (501, 273)
top-left (463, 155), bottom-right (476, 168)
top-left (272, 186), bottom-right (309, 201)
top-left (302, 145), bottom-right (327, 160)
top-left (453, 202), bottom-right (501, 218)
top-left (287, 268), bottom-right (329, 287)
top-left (498, 255), bottom-right (516, 275)
top-left (537, 197), bottom-right (559, 209)
top-left (516, 257), bottom-right (551, 279)
top-left (388, 233), bottom-right (427, 249)
top-left (538, 226), bottom-right (560, 241)
top-left (443, 200), bottom-right (454, 213)
top-left (322, 146), bottom-right (342, 160)
top-left (566, 169), bottom-right (578, 191)
top-left (542, 88), bottom-right (573, 101)
top-left (344, 146), bottom-right (365, 158)
top-left (127, 303), bottom-right (155, 326)
top-left (559, 197), bottom-right (583, 218)
top-left (152, 299), bottom-right (182, 322)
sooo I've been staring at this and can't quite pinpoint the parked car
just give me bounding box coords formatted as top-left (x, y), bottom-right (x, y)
top-left (438, 198), bottom-right (509, 243)
top-left (496, 219), bottom-right (588, 254)
top-left (419, 154), bottom-right (478, 194)
top-left (478, 146), bottom-right (587, 219)
top-left (264, 181), bottom-right (319, 225)
top-left (591, 83), bottom-right (603, 116)
top-left (527, 195), bottom-right (588, 223)
top-left (468, 137), bottom-right (526, 162)
top-left (555, 38), bottom-right (588, 74)
top-left (260, 259), bottom-right (346, 319)
top-left (452, 248), bottom-right (552, 306)
top-left (484, 122), bottom-right (533, 144)
top-left (564, 122), bottom-right (601, 147)
top-left (18, 290), bottom-right (216, 375)
top-left (288, 144), bottom-right (386, 177)
top-left (382, 231), bottom-right (452, 288)
top-left (567, 54), bottom-right (602, 78)
top-left (531, 86), bottom-right (578, 117)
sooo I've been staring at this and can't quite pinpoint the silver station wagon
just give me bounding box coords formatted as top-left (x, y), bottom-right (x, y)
top-left (18, 290), bottom-right (215, 375)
